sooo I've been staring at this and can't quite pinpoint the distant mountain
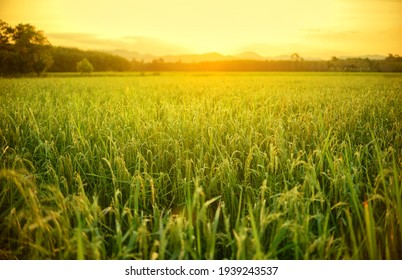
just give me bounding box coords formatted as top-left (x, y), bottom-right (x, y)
top-left (106, 49), bottom-right (157, 62)
top-left (160, 52), bottom-right (325, 62)
top-left (234, 51), bottom-right (265, 60)
top-left (105, 49), bottom-right (385, 63)
top-left (338, 55), bottom-right (386, 60)
top-left (107, 50), bottom-right (267, 63)
top-left (161, 52), bottom-right (235, 63)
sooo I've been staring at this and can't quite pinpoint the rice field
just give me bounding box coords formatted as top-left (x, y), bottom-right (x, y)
top-left (0, 72), bottom-right (401, 260)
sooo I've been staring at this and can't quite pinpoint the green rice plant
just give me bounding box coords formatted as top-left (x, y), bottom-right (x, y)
top-left (0, 72), bottom-right (401, 259)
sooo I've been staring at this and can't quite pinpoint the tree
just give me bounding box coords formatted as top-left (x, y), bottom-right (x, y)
top-left (0, 20), bottom-right (17, 74)
top-left (0, 21), bottom-right (52, 75)
top-left (291, 53), bottom-right (302, 62)
top-left (32, 51), bottom-right (53, 76)
top-left (13, 23), bottom-right (52, 74)
top-left (0, 20), bottom-right (13, 47)
top-left (76, 58), bottom-right (94, 74)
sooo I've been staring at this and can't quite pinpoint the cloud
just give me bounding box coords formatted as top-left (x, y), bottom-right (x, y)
top-left (119, 36), bottom-right (191, 55)
top-left (46, 33), bottom-right (190, 55)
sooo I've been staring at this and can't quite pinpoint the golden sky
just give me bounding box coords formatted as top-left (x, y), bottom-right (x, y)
top-left (1, 0), bottom-right (401, 58)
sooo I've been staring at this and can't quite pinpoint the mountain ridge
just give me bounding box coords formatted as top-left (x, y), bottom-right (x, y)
top-left (105, 49), bottom-right (387, 63)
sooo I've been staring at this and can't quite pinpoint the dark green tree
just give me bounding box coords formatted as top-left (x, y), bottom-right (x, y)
top-left (13, 23), bottom-right (52, 74)
top-left (32, 51), bottom-right (53, 76)
top-left (0, 21), bottom-right (53, 75)
top-left (0, 20), bottom-right (13, 47)
top-left (0, 20), bottom-right (18, 74)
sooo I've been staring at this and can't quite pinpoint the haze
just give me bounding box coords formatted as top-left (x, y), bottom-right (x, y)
top-left (1, 0), bottom-right (401, 59)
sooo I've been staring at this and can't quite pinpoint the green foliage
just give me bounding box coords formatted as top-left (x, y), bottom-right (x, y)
top-left (0, 73), bottom-right (401, 259)
top-left (129, 57), bottom-right (402, 72)
top-left (0, 20), bottom-right (52, 75)
top-left (0, 21), bottom-right (130, 75)
top-left (32, 50), bottom-right (53, 76)
top-left (76, 58), bottom-right (94, 74)
top-left (49, 46), bottom-right (131, 72)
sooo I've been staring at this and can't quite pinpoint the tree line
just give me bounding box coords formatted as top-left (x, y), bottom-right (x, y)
top-left (132, 54), bottom-right (402, 72)
top-left (49, 46), bottom-right (130, 72)
top-left (1, 20), bottom-right (131, 75)
top-left (1, 20), bottom-right (401, 76)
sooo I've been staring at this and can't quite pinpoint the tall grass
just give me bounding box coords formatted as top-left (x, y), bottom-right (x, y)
top-left (0, 72), bottom-right (401, 259)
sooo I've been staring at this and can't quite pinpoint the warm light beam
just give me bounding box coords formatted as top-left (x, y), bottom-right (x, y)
top-left (1, 0), bottom-right (401, 58)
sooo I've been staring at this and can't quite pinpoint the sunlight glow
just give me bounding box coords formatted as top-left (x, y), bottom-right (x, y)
top-left (1, 0), bottom-right (401, 58)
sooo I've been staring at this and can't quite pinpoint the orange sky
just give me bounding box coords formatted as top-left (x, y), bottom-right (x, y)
top-left (1, 0), bottom-right (401, 58)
